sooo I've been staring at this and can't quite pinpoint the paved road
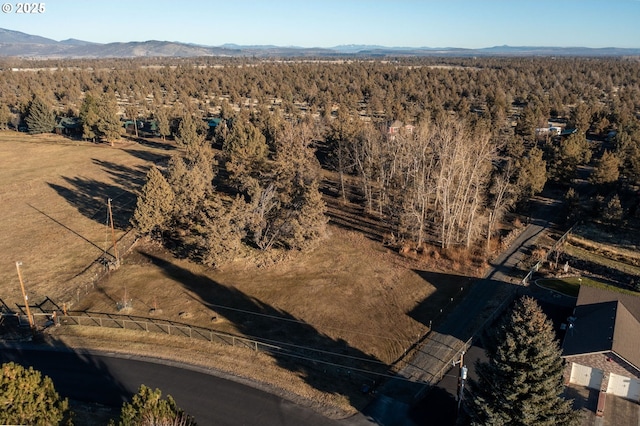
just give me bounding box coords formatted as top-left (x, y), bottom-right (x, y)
top-left (365, 198), bottom-right (560, 425)
top-left (0, 347), bottom-right (343, 426)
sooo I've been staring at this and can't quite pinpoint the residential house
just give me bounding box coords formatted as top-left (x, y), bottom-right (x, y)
top-left (385, 120), bottom-right (414, 140)
top-left (54, 117), bottom-right (82, 137)
top-left (562, 285), bottom-right (640, 401)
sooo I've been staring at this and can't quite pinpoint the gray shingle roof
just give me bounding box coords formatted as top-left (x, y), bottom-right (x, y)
top-left (562, 286), bottom-right (640, 370)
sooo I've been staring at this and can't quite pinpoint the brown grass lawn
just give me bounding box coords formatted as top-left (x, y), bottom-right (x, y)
top-left (0, 131), bottom-right (166, 305)
top-left (0, 130), bottom-right (474, 414)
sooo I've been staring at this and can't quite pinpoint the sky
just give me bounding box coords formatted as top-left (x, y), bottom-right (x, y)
top-left (1, 0), bottom-right (639, 49)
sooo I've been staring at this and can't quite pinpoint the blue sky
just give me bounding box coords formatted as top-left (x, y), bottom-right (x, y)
top-left (1, 0), bottom-right (639, 48)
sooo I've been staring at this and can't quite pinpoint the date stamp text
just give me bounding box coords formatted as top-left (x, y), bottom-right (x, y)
top-left (2, 3), bottom-right (46, 13)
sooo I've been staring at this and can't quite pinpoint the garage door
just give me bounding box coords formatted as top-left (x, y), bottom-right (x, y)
top-left (570, 363), bottom-right (604, 390)
top-left (606, 373), bottom-right (640, 400)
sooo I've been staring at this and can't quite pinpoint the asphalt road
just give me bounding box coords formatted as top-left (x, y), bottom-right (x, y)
top-left (0, 347), bottom-right (341, 426)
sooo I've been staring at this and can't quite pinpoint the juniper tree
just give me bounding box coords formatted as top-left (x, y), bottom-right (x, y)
top-left (515, 147), bottom-right (547, 201)
top-left (194, 193), bottom-right (248, 268)
top-left (96, 93), bottom-right (123, 143)
top-left (0, 104), bottom-right (11, 130)
top-left (0, 362), bottom-right (72, 425)
top-left (25, 95), bottom-right (56, 134)
top-left (113, 385), bottom-right (195, 426)
top-left (465, 296), bottom-right (580, 426)
top-left (155, 107), bottom-right (171, 140)
top-left (79, 93), bottom-right (99, 141)
top-left (590, 150), bottom-right (621, 185)
top-left (131, 166), bottom-right (175, 235)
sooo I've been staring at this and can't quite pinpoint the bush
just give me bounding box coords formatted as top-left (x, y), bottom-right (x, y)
top-left (0, 362), bottom-right (72, 425)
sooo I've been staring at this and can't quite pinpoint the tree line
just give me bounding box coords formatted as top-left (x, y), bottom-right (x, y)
top-left (2, 56), bottom-right (639, 263)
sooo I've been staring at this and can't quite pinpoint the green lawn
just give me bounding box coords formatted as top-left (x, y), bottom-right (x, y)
top-left (537, 276), bottom-right (639, 298)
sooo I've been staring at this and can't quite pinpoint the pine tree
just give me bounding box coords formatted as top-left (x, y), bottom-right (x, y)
top-left (590, 150), bottom-right (621, 185)
top-left (0, 104), bottom-right (11, 130)
top-left (0, 362), bottom-right (72, 425)
top-left (195, 193), bottom-right (248, 268)
top-left (155, 107), bottom-right (171, 140)
top-left (79, 93), bottom-right (99, 141)
top-left (515, 147), bottom-right (547, 201)
top-left (131, 166), bottom-right (175, 235)
top-left (96, 93), bottom-right (123, 143)
top-left (25, 95), bottom-right (56, 134)
top-left (548, 134), bottom-right (592, 183)
top-left (175, 114), bottom-right (201, 148)
top-left (113, 385), bottom-right (195, 426)
top-left (465, 296), bottom-right (580, 426)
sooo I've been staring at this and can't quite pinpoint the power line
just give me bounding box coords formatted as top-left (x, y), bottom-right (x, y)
top-left (201, 301), bottom-right (418, 344)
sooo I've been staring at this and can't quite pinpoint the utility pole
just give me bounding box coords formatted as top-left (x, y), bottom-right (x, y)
top-left (108, 198), bottom-right (119, 264)
top-left (454, 350), bottom-right (467, 413)
top-left (15, 261), bottom-right (34, 329)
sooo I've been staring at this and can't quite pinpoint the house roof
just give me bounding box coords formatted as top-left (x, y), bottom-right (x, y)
top-left (55, 117), bottom-right (81, 129)
top-left (577, 285), bottom-right (640, 322)
top-left (563, 286), bottom-right (640, 371)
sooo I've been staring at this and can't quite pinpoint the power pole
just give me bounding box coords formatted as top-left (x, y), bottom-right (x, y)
top-left (15, 261), bottom-right (34, 329)
top-left (108, 198), bottom-right (119, 264)
top-left (454, 350), bottom-right (467, 413)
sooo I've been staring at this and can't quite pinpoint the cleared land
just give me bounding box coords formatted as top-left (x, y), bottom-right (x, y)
top-left (0, 131), bottom-right (169, 306)
top-left (0, 131), bottom-right (473, 414)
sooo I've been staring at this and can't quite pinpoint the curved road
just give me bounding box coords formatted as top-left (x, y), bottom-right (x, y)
top-left (0, 347), bottom-right (344, 426)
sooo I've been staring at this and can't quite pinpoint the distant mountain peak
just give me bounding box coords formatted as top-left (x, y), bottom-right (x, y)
top-left (1, 27), bottom-right (639, 59)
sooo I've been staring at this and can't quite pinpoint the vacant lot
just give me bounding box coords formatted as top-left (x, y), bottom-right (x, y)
top-left (1, 131), bottom-right (472, 413)
top-left (0, 131), bottom-right (167, 306)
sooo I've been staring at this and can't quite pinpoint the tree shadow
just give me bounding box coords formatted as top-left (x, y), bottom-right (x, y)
top-left (139, 251), bottom-right (389, 411)
top-left (407, 270), bottom-right (496, 342)
top-left (47, 160), bottom-right (149, 230)
top-left (122, 148), bottom-right (172, 165)
top-left (408, 386), bottom-right (457, 426)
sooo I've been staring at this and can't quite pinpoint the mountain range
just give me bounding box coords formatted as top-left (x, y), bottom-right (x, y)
top-left (2, 28), bottom-right (640, 59)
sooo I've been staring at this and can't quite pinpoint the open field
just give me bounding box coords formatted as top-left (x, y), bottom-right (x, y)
top-left (0, 130), bottom-right (473, 413)
top-left (0, 131), bottom-right (168, 306)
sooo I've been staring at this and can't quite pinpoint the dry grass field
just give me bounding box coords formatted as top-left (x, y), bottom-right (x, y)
top-left (0, 131), bottom-right (167, 305)
top-left (0, 130), bottom-right (474, 414)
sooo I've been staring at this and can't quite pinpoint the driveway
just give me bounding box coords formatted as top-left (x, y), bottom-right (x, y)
top-left (565, 384), bottom-right (640, 426)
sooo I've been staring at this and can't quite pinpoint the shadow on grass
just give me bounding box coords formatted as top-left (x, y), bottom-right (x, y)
top-left (47, 160), bottom-right (149, 230)
top-left (139, 251), bottom-right (389, 410)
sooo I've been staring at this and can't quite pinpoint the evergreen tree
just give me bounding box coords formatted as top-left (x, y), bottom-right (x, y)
top-left (223, 119), bottom-right (268, 189)
top-left (79, 93), bottom-right (99, 141)
top-left (590, 150), bottom-right (621, 185)
top-left (0, 104), bottom-right (11, 130)
top-left (195, 193), bottom-right (248, 268)
top-left (602, 194), bottom-right (624, 224)
top-left (465, 297), bottom-right (580, 426)
top-left (112, 385), bottom-right (195, 426)
top-left (25, 96), bottom-right (56, 134)
top-left (0, 362), bottom-right (72, 425)
top-left (131, 166), bottom-right (175, 235)
top-left (175, 114), bottom-right (201, 148)
top-left (155, 107), bottom-right (171, 141)
top-left (548, 134), bottom-right (592, 183)
top-left (515, 147), bottom-right (547, 201)
top-left (96, 93), bottom-right (123, 143)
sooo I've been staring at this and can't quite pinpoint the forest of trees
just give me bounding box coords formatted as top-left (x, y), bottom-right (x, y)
top-left (2, 56), bottom-right (639, 266)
